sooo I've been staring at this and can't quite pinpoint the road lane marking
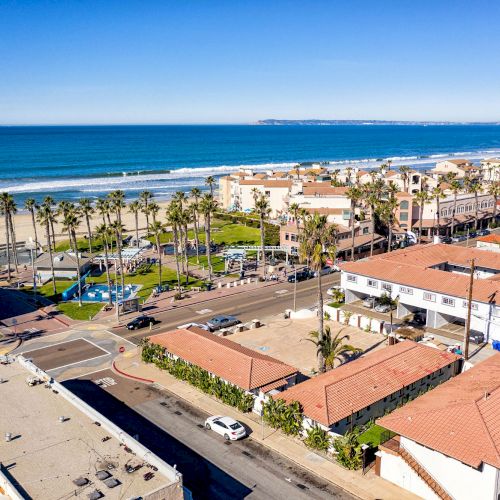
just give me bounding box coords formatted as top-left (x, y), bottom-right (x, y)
top-left (196, 308), bottom-right (213, 315)
top-left (275, 290), bottom-right (289, 295)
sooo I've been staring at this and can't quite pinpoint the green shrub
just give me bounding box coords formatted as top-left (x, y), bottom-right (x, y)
top-left (304, 425), bottom-right (331, 452)
top-left (332, 428), bottom-right (363, 470)
top-left (262, 398), bottom-right (303, 437)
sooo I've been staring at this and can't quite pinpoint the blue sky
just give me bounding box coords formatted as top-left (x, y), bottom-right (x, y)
top-left (1, 0), bottom-right (499, 124)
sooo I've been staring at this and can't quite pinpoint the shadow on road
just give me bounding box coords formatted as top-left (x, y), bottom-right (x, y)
top-left (62, 379), bottom-right (253, 500)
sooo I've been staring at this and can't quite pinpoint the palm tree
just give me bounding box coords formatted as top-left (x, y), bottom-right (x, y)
top-left (0, 193), bottom-right (12, 281)
top-left (139, 191), bottom-right (153, 234)
top-left (364, 180), bottom-right (384, 256)
top-left (79, 198), bottom-right (94, 254)
top-left (465, 177), bottom-right (482, 230)
top-left (346, 184), bottom-right (362, 261)
top-left (3, 194), bottom-right (19, 271)
top-left (165, 202), bottom-right (182, 290)
top-left (190, 187), bottom-right (202, 263)
top-left (148, 201), bottom-right (160, 225)
top-left (449, 179), bottom-right (461, 236)
top-left (288, 202), bottom-right (300, 227)
top-left (128, 200), bottom-right (141, 248)
top-left (307, 326), bottom-right (361, 370)
top-left (150, 220), bottom-right (166, 290)
top-left (199, 194), bottom-right (218, 282)
top-left (36, 205), bottom-right (57, 295)
top-left (24, 198), bottom-right (39, 253)
top-left (110, 220), bottom-right (126, 299)
top-left (179, 207), bottom-right (192, 285)
top-left (345, 167), bottom-right (353, 185)
top-left (42, 196), bottom-right (57, 250)
top-left (94, 223), bottom-right (113, 306)
top-left (299, 213), bottom-right (336, 373)
top-left (95, 197), bottom-right (111, 225)
top-left (431, 186), bottom-right (446, 237)
top-left (414, 190), bottom-right (430, 244)
top-left (378, 183), bottom-right (399, 252)
top-left (399, 165), bottom-right (411, 192)
top-left (61, 209), bottom-right (83, 306)
top-left (205, 176), bottom-right (216, 196)
top-left (488, 182), bottom-right (500, 226)
top-left (254, 193), bottom-right (271, 276)
top-left (109, 190), bottom-right (125, 243)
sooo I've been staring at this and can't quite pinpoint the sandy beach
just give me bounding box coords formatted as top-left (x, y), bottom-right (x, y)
top-left (0, 200), bottom-right (176, 245)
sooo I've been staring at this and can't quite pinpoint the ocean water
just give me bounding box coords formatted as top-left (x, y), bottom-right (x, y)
top-left (1, 124), bottom-right (499, 205)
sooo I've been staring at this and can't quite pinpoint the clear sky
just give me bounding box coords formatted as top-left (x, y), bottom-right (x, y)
top-left (1, 0), bottom-right (499, 124)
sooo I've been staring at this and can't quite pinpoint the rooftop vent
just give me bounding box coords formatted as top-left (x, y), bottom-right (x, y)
top-left (73, 477), bottom-right (89, 487)
top-left (103, 478), bottom-right (120, 489)
top-left (95, 470), bottom-right (111, 481)
top-left (87, 490), bottom-right (103, 500)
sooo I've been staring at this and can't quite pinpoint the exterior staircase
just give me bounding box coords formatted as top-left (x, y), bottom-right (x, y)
top-left (399, 446), bottom-right (452, 500)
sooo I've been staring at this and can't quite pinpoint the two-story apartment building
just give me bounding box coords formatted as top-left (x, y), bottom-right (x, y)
top-left (376, 354), bottom-right (500, 500)
top-left (277, 341), bottom-right (460, 438)
top-left (430, 158), bottom-right (477, 179)
top-left (340, 243), bottom-right (500, 342)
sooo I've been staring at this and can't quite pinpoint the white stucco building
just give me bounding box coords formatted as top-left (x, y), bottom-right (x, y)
top-left (340, 243), bottom-right (500, 342)
top-left (376, 354), bottom-right (500, 500)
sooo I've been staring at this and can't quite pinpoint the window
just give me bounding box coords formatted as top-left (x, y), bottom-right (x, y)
top-left (363, 227), bottom-right (369, 234)
top-left (399, 212), bottom-right (408, 221)
top-left (424, 292), bottom-right (436, 302)
top-left (290, 234), bottom-right (297, 242)
top-left (347, 274), bottom-right (357, 283)
top-left (441, 209), bottom-right (448, 217)
top-left (367, 279), bottom-right (378, 288)
top-left (342, 210), bottom-right (351, 220)
top-left (400, 200), bottom-right (409, 210)
top-left (400, 286), bottom-right (413, 295)
top-left (285, 233), bottom-right (290, 240)
top-left (457, 205), bottom-right (465, 214)
top-left (381, 283), bottom-right (392, 293)
top-left (462, 300), bottom-right (478, 310)
top-left (442, 297), bottom-right (455, 307)
top-left (355, 410), bottom-right (362, 420)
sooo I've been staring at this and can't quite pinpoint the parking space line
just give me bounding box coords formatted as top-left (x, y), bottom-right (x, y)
top-left (20, 336), bottom-right (88, 355)
top-left (45, 353), bottom-right (111, 373)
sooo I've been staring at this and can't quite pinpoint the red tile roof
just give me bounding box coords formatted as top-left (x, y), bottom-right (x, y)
top-left (378, 354), bottom-right (500, 469)
top-left (239, 180), bottom-right (293, 188)
top-left (478, 234), bottom-right (500, 244)
top-left (303, 186), bottom-right (348, 196)
top-left (277, 341), bottom-right (459, 427)
top-left (148, 328), bottom-right (298, 391)
top-left (341, 243), bottom-right (500, 304)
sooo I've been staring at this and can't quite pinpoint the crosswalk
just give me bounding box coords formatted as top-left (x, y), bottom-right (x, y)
top-left (94, 377), bottom-right (116, 387)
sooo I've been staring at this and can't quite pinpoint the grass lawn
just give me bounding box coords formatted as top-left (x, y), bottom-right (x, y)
top-left (22, 280), bottom-right (76, 301)
top-left (188, 254), bottom-right (226, 273)
top-left (358, 425), bottom-right (393, 447)
top-left (57, 302), bottom-right (104, 320)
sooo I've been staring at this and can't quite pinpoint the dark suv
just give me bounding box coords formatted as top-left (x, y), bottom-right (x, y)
top-left (287, 269), bottom-right (311, 283)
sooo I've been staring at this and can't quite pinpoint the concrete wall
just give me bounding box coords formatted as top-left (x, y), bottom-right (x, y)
top-left (401, 436), bottom-right (499, 500)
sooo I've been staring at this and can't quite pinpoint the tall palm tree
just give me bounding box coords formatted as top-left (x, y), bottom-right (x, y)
top-left (43, 196), bottom-right (57, 250)
top-left (288, 202), bottom-right (300, 227)
top-left (148, 201), bottom-right (160, 225)
top-left (431, 186), bottom-right (446, 237)
top-left (166, 202), bottom-right (182, 290)
top-left (254, 193), bottom-right (271, 276)
top-left (128, 200), bottom-right (141, 248)
top-left (139, 191), bottom-right (153, 234)
top-left (345, 167), bottom-right (353, 185)
top-left (179, 207), bottom-right (192, 285)
top-left (399, 165), bottom-right (411, 192)
top-left (109, 190), bottom-right (125, 242)
top-left (488, 182), bottom-right (500, 226)
top-left (346, 184), bottom-right (362, 261)
top-left (36, 205), bottom-right (57, 294)
top-left (199, 194), bottom-right (218, 282)
top-left (0, 193), bottom-right (13, 281)
top-left (24, 198), bottom-right (39, 253)
top-left (61, 209), bottom-right (83, 306)
top-left (79, 198), bottom-right (94, 254)
top-left (307, 326), bottom-right (361, 371)
top-left (205, 176), bottom-right (216, 196)
top-left (95, 197), bottom-right (111, 225)
top-left (190, 187), bottom-right (202, 263)
top-left (414, 190), bottom-right (430, 244)
top-left (150, 220), bottom-right (166, 290)
top-left (110, 220), bottom-right (126, 299)
top-left (378, 183), bottom-right (399, 252)
top-left (465, 177), bottom-right (482, 230)
top-left (4, 194), bottom-right (19, 271)
top-left (299, 213), bottom-right (336, 373)
top-left (449, 179), bottom-right (461, 236)
top-left (94, 223), bottom-right (113, 307)
top-left (364, 180), bottom-right (384, 256)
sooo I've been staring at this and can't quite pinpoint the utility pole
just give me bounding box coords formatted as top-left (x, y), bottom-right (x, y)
top-left (464, 258), bottom-right (475, 361)
top-left (293, 268), bottom-right (297, 312)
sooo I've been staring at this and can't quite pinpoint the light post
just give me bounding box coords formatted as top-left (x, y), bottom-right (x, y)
top-left (293, 267), bottom-right (297, 312)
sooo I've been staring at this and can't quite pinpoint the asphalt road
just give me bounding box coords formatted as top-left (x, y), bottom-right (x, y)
top-left (115, 273), bottom-right (341, 343)
top-left (64, 369), bottom-right (352, 500)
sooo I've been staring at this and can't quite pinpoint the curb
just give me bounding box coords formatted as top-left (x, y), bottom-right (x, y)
top-left (112, 360), bottom-right (154, 383)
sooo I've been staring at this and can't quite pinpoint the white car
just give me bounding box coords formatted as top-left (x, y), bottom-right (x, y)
top-left (204, 415), bottom-right (247, 441)
top-left (327, 286), bottom-right (344, 297)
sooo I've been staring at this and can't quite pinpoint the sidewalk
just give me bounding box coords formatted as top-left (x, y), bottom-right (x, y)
top-left (113, 349), bottom-right (418, 500)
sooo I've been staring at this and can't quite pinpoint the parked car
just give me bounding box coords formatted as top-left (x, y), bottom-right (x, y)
top-left (204, 415), bottom-right (247, 441)
top-left (469, 231), bottom-right (477, 238)
top-left (441, 237), bottom-right (452, 244)
top-left (374, 303), bottom-right (396, 313)
top-left (313, 266), bottom-right (333, 277)
top-left (478, 229), bottom-right (490, 236)
top-left (469, 332), bottom-right (485, 344)
top-left (126, 315), bottom-right (156, 330)
top-left (206, 315), bottom-right (241, 331)
top-left (413, 312), bottom-right (426, 325)
top-left (287, 269), bottom-right (311, 283)
top-left (327, 286), bottom-right (345, 297)
top-left (362, 296), bottom-right (377, 309)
